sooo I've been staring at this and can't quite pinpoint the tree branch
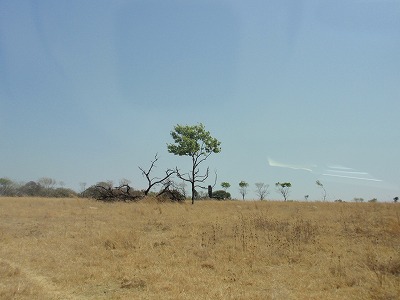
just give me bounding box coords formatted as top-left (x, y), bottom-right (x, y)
top-left (139, 154), bottom-right (176, 195)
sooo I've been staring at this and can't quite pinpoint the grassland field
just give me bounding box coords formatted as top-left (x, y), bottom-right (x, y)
top-left (0, 197), bottom-right (399, 299)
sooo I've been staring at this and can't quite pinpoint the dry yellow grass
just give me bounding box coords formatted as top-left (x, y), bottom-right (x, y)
top-left (0, 197), bottom-right (399, 299)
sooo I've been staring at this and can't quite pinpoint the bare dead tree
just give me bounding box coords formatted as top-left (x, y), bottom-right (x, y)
top-left (255, 182), bottom-right (270, 200)
top-left (139, 153), bottom-right (176, 195)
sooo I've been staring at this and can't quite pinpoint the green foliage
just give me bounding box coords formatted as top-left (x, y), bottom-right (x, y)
top-left (167, 123), bottom-right (221, 204)
top-left (212, 190), bottom-right (231, 200)
top-left (276, 182), bottom-right (291, 188)
top-left (221, 182), bottom-right (230, 191)
top-left (167, 123), bottom-right (221, 157)
top-left (239, 181), bottom-right (249, 188)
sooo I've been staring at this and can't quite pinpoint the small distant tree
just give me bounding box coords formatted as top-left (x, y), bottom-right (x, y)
top-left (275, 182), bottom-right (291, 201)
top-left (239, 181), bottom-right (249, 200)
top-left (368, 198), bottom-right (378, 203)
top-left (167, 123), bottom-right (221, 204)
top-left (221, 182), bottom-right (231, 192)
top-left (353, 197), bottom-right (364, 202)
top-left (38, 177), bottom-right (56, 189)
top-left (394, 197), bottom-right (399, 203)
top-left (304, 195), bottom-right (309, 201)
top-left (79, 182), bottom-right (87, 192)
top-left (316, 180), bottom-right (327, 201)
top-left (255, 182), bottom-right (269, 200)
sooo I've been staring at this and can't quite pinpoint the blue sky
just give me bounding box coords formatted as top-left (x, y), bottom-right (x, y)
top-left (1, 0), bottom-right (399, 201)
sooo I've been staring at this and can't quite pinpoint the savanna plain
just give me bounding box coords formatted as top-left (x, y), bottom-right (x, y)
top-left (1, 197), bottom-right (399, 300)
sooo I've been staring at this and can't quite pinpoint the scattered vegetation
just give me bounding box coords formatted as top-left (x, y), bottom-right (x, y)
top-left (0, 177), bottom-right (77, 198)
top-left (354, 197), bottom-right (365, 203)
top-left (0, 197), bottom-right (399, 299)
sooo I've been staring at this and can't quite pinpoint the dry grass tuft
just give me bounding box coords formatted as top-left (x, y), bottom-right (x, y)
top-left (0, 197), bottom-right (399, 299)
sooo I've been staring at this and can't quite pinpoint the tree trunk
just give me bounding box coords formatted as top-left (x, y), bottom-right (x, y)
top-left (208, 185), bottom-right (212, 198)
top-left (191, 161), bottom-right (196, 204)
top-left (191, 182), bottom-right (195, 204)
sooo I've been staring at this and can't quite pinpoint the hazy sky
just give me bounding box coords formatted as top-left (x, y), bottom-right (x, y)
top-left (1, 0), bottom-right (399, 201)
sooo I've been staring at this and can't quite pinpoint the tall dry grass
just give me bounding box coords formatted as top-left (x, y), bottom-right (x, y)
top-left (0, 197), bottom-right (399, 299)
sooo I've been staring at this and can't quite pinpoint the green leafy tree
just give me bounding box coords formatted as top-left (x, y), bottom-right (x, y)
top-left (221, 182), bottom-right (230, 192)
top-left (275, 182), bottom-right (291, 201)
top-left (239, 181), bottom-right (249, 200)
top-left (316, 180), bottom-right (327, 201)
top-left (167, 123), bottom-right (221, 204)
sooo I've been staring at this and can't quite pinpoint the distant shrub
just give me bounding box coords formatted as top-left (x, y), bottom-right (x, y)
top-left (212, 190), bottom-right (231, 200)
top-left (50, 188), bottom-right (78, 198)
top-left (84, 184), bottom-right (143, 202)
top-left (19, 181), bottom-right (43, 196)
top-left (157, 188), bottom-right (185, 202)
top-left (0, 178), bottom-right (17, 196)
